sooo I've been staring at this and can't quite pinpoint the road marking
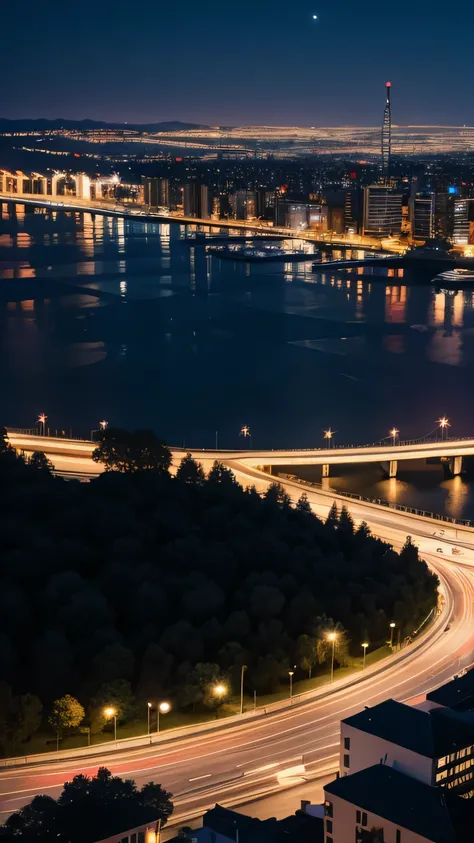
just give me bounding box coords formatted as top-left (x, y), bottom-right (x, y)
top-left (188, 774), bottom-right (211, 782)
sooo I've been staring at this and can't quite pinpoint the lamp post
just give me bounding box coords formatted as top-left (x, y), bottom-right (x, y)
top-left (99, 419), bottom-right (108, 431)
top-left (147, 702), bottom-right (152, 735)
top-left (240, 665), bottom-right (247, 715)
top-left (327, 632), bottom-right (337, 682)
top-left (362, 642), bottom-right (369, 669)
top-left (438, 417), bottom-right (450, 441)
top-left (390, 427), bottom-right (399, 447)
top-left (157, 701), bottom-right (170, 733)
top-left (104, 706), bottom-right (117, 744)
top-left (288, 670), bottom-right (294, 699)
top-left (37, 413), bottom-right (47, 436)
top-left (389, 622), bottom-right (396, 649)
top-left (240, 426), bottom-right (251, 449)
top-left (323, 428), bottom-right (334, 449)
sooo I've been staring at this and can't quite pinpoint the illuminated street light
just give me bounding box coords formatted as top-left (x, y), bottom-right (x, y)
top-left (327, 632), bottom-right (337, 682)
top-left (214, 683), bottom-right (227, 699)
top-left (389, 622), bottom-right (396, 649)
top-left (37, 413), bottom-right (47, 436)
top-left (323, 428), bottom-right (335, 449)
top-left (240, 665), bottom-right (247, 715)
top-left (437, 417), bottom-right (450, 441)
top-left (103, 706), bottom-right (117, 743)
top-left (240, 425), bottom-right (252, 450)
top-left (362, 642), bottom-right (369, 669)
top-left (390, 427), bottom-right (399, 446)
top-left (288, 670), bottom-right (295, 699)
top-left (157, 701), bottom-right (171, 733)
top-left (147, 702), bottom-right (152, 736)
top-left (99, 420), bottom-right (108, 430)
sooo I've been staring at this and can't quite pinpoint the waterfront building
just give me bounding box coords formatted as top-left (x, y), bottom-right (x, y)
top-left (183, 183), bottom-right (209, 219)
top-left (363, 184), bottom-right (402, 236)
top-left (410, 193), bottom-right (435, 240)
top-left (142, 177), bottom-right (170, 208)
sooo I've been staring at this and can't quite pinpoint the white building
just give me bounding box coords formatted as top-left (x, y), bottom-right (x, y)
top-left (323, 763), bottom-right (471, 843)
top-left (340, 699), bottom-right (474, 795)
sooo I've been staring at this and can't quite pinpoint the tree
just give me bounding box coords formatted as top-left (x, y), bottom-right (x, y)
top-left (326, 501), bottom-right (339, 526)
top-left (90, 680), bottom-right (135, 731)
top-left (176, 453), bottom-right (205, 485)
top-left (28, 451), bottom-right (54, 473)
top-left (1, 767), bottom-right (173, 843)
top-left (48, 695), bottom-right (85, 744)
top-left (295, 634), bottom-right (319, 678)
top-left (16, 694), bottom-right (43, 746)
top-left (264, 482), bottom-right (291, 508)
top-left (338, 504), bottom-right (355, 536)
top-left (92, 428), bottom-right (172, 473)
top-left (296, 492), bottom-right (312, 515)
top-left (207, 460), bottom-right (239, 487)
top-left (400, 535), bottom-right (419, 566)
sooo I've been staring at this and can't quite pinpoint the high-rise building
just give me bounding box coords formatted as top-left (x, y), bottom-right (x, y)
top-left (453, 198), bottom-right (471, 245)
top-left (183, 183), bottom-right (209, 219)
top-left (410, 193), bottom-right (435, 240)
top-left (142, 177), bottom-right (169, 208)
top-left (363, 184), bottom-right (402, 236)
top-left (230, 190), bottom-right (256, 220)
top-left (381, 82), bottom-right (392, 179)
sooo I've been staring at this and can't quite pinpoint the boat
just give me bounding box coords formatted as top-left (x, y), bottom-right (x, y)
top-left (431, 269), bottom-right (474, 288)
top-left (208, 245), bottom-right (320, 262)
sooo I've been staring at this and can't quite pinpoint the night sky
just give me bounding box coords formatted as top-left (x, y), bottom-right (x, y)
top-left (4, 0), bottom-right (474, 126)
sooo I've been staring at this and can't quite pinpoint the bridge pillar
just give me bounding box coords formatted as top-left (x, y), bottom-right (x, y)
top-left (451, 456), bottom-right (463, 476)
top-left (322, 464), bottom-right (330, 478)
top-left (389, 460), bottom-right (398, 478)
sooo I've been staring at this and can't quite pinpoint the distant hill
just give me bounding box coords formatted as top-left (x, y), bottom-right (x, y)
top-left (0, 118), bottom-right (208, 133)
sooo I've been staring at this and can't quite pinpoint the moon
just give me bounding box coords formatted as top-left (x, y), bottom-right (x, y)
top-left (312, 14), bottom-right (319, 20)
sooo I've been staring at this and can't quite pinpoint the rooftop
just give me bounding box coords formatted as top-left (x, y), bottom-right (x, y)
top-left (427, 670), bottom-right (474, 712)
top-left (343, 699), bottom-right (474, 758)
top-left (325, 765), bottom-right (473, 843)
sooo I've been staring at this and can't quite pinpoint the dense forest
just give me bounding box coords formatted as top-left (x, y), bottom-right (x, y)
top-left (0, 429), bottom-right (438, 754)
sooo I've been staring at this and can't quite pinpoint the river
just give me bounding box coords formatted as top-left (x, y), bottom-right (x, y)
top-left (2, 201), bottom-right (474, 518)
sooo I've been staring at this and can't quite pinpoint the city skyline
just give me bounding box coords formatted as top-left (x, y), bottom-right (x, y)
top-left (3, 0), bottom-right (474, 126)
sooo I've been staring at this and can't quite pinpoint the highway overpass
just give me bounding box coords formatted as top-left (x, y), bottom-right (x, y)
top-left (9, 432), bottom-right (474, 482)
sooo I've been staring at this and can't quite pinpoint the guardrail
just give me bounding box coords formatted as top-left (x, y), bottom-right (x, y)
top-left (278, 472), bottom-right (474, 528)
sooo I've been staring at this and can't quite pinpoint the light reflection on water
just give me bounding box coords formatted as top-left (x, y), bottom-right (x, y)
top-left (2, 203), bottom-right (474, 517)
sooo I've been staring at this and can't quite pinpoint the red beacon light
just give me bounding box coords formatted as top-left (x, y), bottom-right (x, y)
top-left (386, 81), bottom-right (392, 87)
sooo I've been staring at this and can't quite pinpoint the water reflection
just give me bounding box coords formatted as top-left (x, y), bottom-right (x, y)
top-left (2, 202), bottom-right (474, 519)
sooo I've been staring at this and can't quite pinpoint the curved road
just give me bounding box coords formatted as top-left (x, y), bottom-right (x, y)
top-left (1, 452), bottom-right (474, 825)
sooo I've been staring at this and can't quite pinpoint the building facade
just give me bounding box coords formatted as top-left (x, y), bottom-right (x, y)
top-left (363, 185), bottom-right (402, 236)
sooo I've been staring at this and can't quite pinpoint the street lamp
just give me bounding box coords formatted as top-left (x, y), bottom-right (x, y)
top-left (157, 701), bottom-right (170, 733)
top-left (37, 413), bottom-right (47, 436)
top-left (327, 632), bottom-right (337, 682)
top-left (240, 665), bottom-right (247, 715)
top-left (437, 417), bottom-right (450, 441)
top-left (104, 706), bottom-right (117, 743)
top-left (147, 702), bottom-right (152, 735)
top-left (389, 622), bottom-right (396, 649)
top-left (288, 670), bottom-right (294, 699)
top-left (390, 427), bottom-right (399, 446)
top-left (240, 426), bottom-right (252, 449)
top-left (362, 642), bottom-right (369, 669)
top-left (99, 420), bottom-right (108, 431)
top-left (323, 428), bottom-right (334, 449)
top-left (214, 683), bottom-right (227, 700)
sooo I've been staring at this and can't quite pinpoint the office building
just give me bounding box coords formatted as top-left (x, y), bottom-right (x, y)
top-left (142, 177), bottom-right (170, 208)
top-left (410, 193), bottom-right (435, 240)
top-left (363, 185), bottom-right (402, 236)
top-left (183, 183), bottom-right (209, 219)
top-left (275, 199), bottom-right (328, 231)
top-left (453, 198), bottom-right (471, 246)
top-left (230, 190), bottom-right (256, 220)
top-left (382, 82), bottom-right (392, 179)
